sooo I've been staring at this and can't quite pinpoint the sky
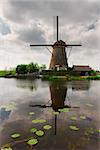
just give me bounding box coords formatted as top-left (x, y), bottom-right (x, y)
top-left (0, 0), bottom-right (100, 70)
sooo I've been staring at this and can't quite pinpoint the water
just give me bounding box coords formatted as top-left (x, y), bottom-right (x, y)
top-left (0, 78), bottom-right (100, 150)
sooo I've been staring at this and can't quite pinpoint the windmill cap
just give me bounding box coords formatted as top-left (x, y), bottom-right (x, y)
top-left (53, 40), bottom-right (66, 47)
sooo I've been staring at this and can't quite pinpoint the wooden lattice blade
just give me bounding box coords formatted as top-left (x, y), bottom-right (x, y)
top-left (66, 44), bottom-right (82, 47)
top-left (30, 44), bottom-right (53, 47)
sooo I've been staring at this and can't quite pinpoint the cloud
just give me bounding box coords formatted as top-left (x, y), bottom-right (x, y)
top-left (17, 22), bottom-right (46, 44)
top-left (0, 18), bottom-right (11, 35)
top-left (2, 0), bottom-right (100, 24)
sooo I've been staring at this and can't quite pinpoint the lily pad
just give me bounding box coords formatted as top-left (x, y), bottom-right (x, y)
top-left (58, 108), bottom-right (69, 112)
top-left (32, 119), bottom-right (46, 123)
top-left (1, 147), bottom-right (12, 150)
top-left (43, 125), bottom-right (52, 130)
top-left (85, 127), bottom-right (94, 134)
top-left (27, 138), bottom-right (38, 145)
top-left (69, 125), bottom-right (79, 131)
top-left (29, 112), bottom-right (35, 115)
top-left (96, 129), bottom-right (100, 133)
top-left (11, 133), bottom-right (20, 138)
top-left (36, 130), bottom-right (44, 136)
top-left (30, 128), bottom-right (37, 133)
top-left (80, 115), bottom-right (86, 120)
top-left (0, 126), bottom-right (3, 132)
top-left (70, 116), bottom-right (77, 121)
top-left (53, 112), bottom-right (59, 115)
top-left (86, 104), bottom-right (93, 107)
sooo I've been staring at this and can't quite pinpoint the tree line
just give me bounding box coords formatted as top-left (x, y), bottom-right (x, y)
top-left (16, 63), bottom-right (46, 74)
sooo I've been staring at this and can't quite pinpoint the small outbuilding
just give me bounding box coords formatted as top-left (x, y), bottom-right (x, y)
top-left (72, 65), bottom-right (92, 76)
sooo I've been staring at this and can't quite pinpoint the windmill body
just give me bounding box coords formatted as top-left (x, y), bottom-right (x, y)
top-left (49, 40), bottom-right (68, 70)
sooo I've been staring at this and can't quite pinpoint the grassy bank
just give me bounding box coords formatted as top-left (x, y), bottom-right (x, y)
top-left (42, 75), bottom-right (100, 81)
top-left (0, 70), bottom-right (16, 77)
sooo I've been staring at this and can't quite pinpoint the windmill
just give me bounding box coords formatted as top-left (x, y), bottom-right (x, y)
top-left (30, 16), bottom-right (82, 70)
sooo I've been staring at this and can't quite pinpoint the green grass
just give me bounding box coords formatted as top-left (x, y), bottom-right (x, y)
top-left (42, 75), bottom-right (100, 81)
top-left (0, 70), bottom-right (16, 77)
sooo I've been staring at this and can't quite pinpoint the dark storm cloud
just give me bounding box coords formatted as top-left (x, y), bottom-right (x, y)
top-left (3, 0), bottom-right (100, 24)
top-left (17, 23), bottom-right (46, 44)
top-left (0, 18), bottom-right (11, 35)
top-left (88, 23), bottom-right (95, 31)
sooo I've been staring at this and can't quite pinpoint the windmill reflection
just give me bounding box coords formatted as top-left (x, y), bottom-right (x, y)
top-left (30, 81), bottom-right (78, 135)
top-left (30, 81), bottom-right (73, 110)
top-left (49, 81), bottom-right (69, 111)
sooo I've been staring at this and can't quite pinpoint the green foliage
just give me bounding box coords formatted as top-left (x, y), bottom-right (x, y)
top-left (90, 70), bottom-right (97, 76)
top-left (0, 70), bottom-right (16, 77)
top-left (85, 127), bottom-right (94, 134)
top-left (16, 64), bottom-right (28, 74)
top-left (30, 128), bottom-right (37, 133)
top-left (27, 63), bottom-right (39, 73)
top-left (53, 111), bottom-right (59, 115)
top-left (69, 125), bottom-right (79, 131)
top-left (16, 62), bottom-right (46, 74)
top-left (29, 112), bottom-right (35, 115)
top-left (11, 133), bottom-right (21, 138)
top-left (80, 116), bottom-right (86, 120)
top-left (43, 125), bottom-right (52, 130)
top-left (58, 108), bottom-right (69, 112)
top-left (42, 75), bottom-right (100, 81)
top-left (35, 130), bottom-right (44, 136)
top-left (70, 116), bottom-right (77, 121)
top-left (40, 64), bottom-right (46, 70)
top-left (96, 129), bottom-right (100, 133)
top-left (86, 76), bottom-right (100, 80)
top-left (27, 138), bottom-right (38, 145)
top-left (32, 119), bottom-right (46, 124)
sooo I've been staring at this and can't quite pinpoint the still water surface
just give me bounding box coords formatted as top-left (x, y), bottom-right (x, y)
top-left (0, 78), bottom-right (100, 150)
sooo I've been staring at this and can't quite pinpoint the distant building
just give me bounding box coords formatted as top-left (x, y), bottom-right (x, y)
top-left (72, 65), bottom-right (92, 76)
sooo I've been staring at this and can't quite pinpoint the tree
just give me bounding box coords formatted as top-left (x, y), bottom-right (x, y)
top-left (27, 63), bottom-right (39, 73)
top-left (16, 62), bottom-right (46, 74)
top-left (39, 64), bottom-right (46, 70)
top-left (16, 64), bottom-right (28, 74)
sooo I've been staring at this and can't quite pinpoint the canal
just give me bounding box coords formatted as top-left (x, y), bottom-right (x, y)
top-left (0, 78), bottom-right (100, 150)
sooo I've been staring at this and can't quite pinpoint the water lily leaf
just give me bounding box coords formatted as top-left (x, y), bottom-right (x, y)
top-left (86, 104), bottom-right (93, 107)
top-left (53, 112), bottom-right (59, 115)
top-left (29, 112), bottom-right (35, 115)
top-left (43, 125), bottom-right (52, 130)
top-left (96, 129), bottom-right (100, 133)
top-left (69, 125), bottom-right (79, 131)
top-left (30, 128), bottom-right (37, 133)
top-left (27, 138), bottom-right (38, 145)
top-left (58, 108), bottom-right (69, 112)
top-left (80, 116), bottom-right (86, 120)
top-left (1, 147), bottom-right (12, 150)
top-left (84, 132), bottom-right (89, 136)
top-left (36, 130), bottom-right (44, 136)
top-left (0, 126), bottom-right (3, 132)
top-left (85, 128), bottom-right (94, 134)
top-left (11, 133), bottom-right (20, 138)
top-left (70, 116), bottom-right (77, 121)
top-left (32, 119), bottom-right (46, 123)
